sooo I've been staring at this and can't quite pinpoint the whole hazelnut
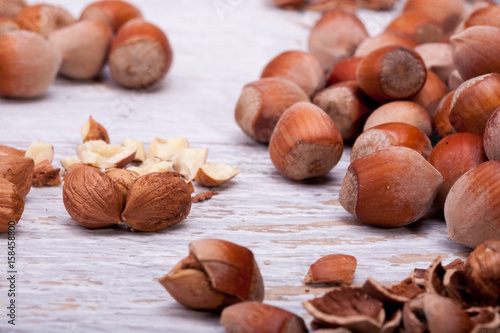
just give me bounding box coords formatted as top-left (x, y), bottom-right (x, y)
top-left (0, 178), bottom-right (24, 233)
top-left (407, 71), bottom-right (448, 117)
top-left (484, 106), bottom-right (500, 161)
top-left (327, 56), bottom-right (364, 86)
top-left (80, 0), bottom-right (142, 32)
top-left (0, 0), bottom-right (26, 18)
top-left (386, 12), bottom-right (444, 44)
top-left (432, 90), bottom-right (456, 141)
top-left (402, 0), bottom-right (464, 34)
top-left (17, 4), bottom-right (75, 37)
top-left (0, 154), bottom-right (34, 198)
top-left (353, 30), bottom-right (418, 58)
top-left (464, 4), bottom-right (500, 30)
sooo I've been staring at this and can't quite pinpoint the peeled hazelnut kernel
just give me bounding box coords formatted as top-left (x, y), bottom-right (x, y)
top-left (105, 168), bottom-right (139, 199)
top-left (235, 77), bottom-right (309, 143)
top-left (313, 80), bottom-right (377, 142)
top-left (444, 161), bottom-right (500, 248)
top-left (221, 302), bottom-right (307, 333)
top-left (429, 133), bottom-right (487, 210)
top-left (48, 21), bottom-right (113, 80)
top-left (17, 4), bottom-right (75, 37)
top-left (32, 160), bottom-right (61, 187)
top-left (449, 73), bottom-right (500, 136)
top-left (0, 178), bottom-right (24, 233)
top-left (77, 140), bottom-right (136, 169)
top-left (450, 26), bottom-right (500, 81)
top-left (159, 239), bottom-right (264, 311)
top-left (269, 102), bottom-right (344, 181)
top-left (386, 12), bottom-right (444, 44)
top-left (261, 50), bottom-right (325, 97)
top-left (402, 0), bottom-right (464, 34)
top-left (0, 0), bottom-right (26, 18)
top-left (146, 137), bottom-right (189, 161)
top-left (0, 30), bottom-right (61, 98)
top-left (307, 10), bottom-right (368, 71)
top-left (173, 148), bottom-right (209, 181)
top-left (109, 19), bottom-right (173, 89)
top-left (62, 164), bottom-right (124, 229)
top-left (80, 0), bottom-right (142, 33)
top-left (81, 116), bottom-right (110, 144)
top-left (126, 158), bottom-right (173, 176)
top-left (407, 71), bottom-right (448, 117)
top-left (340, 147), bottom-right (443, 227)
top-left (356, 45), bottom-right (426, 103)
top-left (484, 106), bottom-right (500, 161)
top-left (327, 56), bottom-right (363, 85)
top-left (194, 162), bottom-right (240, 187)
top-left (0, 17), bottom-right (22, 33)
top-left (0, 154), bottom-right (34, 198)
top-left (122, 172), bottom-right (192, 232)
top-left (363, 101), bottom-right (432, 137)
top-left (303, 254), bottom-right (357, 285)
top-left (464, 239), bottom-right (500, 305)
top-left (351, 122), bottom-right (432, 162)
top-left (414, 43), bottom-right (455, 83)
top-left (0, 145), bottom-right (25, 157)
top-left (432, 90), bottom-right (456, 141)
top-left (25, 140), bottom-right (54, 165)
top-left (464, 4), bottom-right (500, 29)
top-left (60, 157), bottom-right (82, 171)
top-left (353, 30), bottom-right (418, 58)
top-left (122, 139), bottom-right (145, 162)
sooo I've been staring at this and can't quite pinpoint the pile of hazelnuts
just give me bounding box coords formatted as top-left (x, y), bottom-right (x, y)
top-left (0, 0), bottom-right (173, 98)
top-left (235, 0), bottom-right (500, 249)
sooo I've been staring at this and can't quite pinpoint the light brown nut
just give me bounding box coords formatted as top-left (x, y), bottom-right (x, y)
top-left (32, 160), bottom-right (61, 187)
top-left (0, 154), bottom-right (34, 197)
top-left (0, 178), bottom-right (24, 233)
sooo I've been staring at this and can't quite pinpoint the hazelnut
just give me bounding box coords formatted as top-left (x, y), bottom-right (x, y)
top-left (105, 168), bottom-right (139, 199)
top-left (108, 18), bottom-right (173, 89)
top-left (402, 0), bottom-right (464, 34)
top-left (351, 122), bottom-right (432, 162)
top-left (0, 154), bottom-right (34, 198)
top-left (271, 0), bottom-right (305, 7)
top-left (0, 30), bottom-right (61, 98)
top-left (414, 43), bottom-right (455, 83)
top-left (194, 162), bottom-right (240, 187)
top-left (386, 12), bottom-right (444, 44)
top-left (464, 4), bottom-right (500, 30)
top-left (307, 10), bottom-right (368, 71)
top-left (48, 20), bottom-right (113, 80)
top-left (353, 30), bottom-right (418, 58)
top-left (363, 101), bottom-right (432, 137)
top-left (269, 102), bottom-right (344, 181)
top-left (362, 277), bottom-right (424, 304)
top-left (0, 17), bottom-right (22, 33)
top-left (126, 158), bottom-right (173, 176)
top-left (32, 160), bottom-right (61, 187)
top-left (146, 137), bottom-right (189, 161)
top-left (0, 145), bottom-right (25, 157)
top-left (429, 133), bottom-right (487, 210)
top-left (0, 178), bottom-right (24, 233)
top-left (122, 139), bottom-right (145, 162)
top-left (432, 90), bottom-right (456, 141)
top-left (62, 164), bottom-right (124, 229)
top-left (122, 172), bottom-right (192, 232)
top-left (303, 254), bottom-right (357, 285)
top-left (77, 140), bottom-right (136, 169)
top-left (159, 238), bottom-right (264, 311)
top-left (448, 69), bottom-right (464, 91)
top-left (235, 77), bottom-right (310, 143)
top-left (261, 50), bottom-right (325, 97)
top-left (172, 148), bottom-right (209, 180)
top-left (220, 302), bottom-right (308, 333)
top-left (484, 106), bottom-right (500, 161)
top-left (60, 157), bottom-right (83, 172)
top-left (0, 0), bottom-right (26, 18)
top-left (25, 140), bottom-right (54, 165)
top-left (356, 45), bottom-right (427, 103)
top-left (81, 116), bottom-right (110, 144)
top-left (80, 0), bottom-right (142, 33)
top-left (407, 71), bottom-right (448, 117)
top-left (327, 56), bottom-right (363, 86)
top-left (340, 147), bottom-right (443, 227)
top-left (444, 161), bottom-right (500, 248)
top-left (17, 4), bottom-right (75, 37)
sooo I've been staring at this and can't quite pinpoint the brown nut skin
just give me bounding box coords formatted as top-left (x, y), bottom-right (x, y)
top-left (261, 50), bottom-right (325, 97)
top-left (407, 71), bottom-right (449, 117)
top-left (351, 122), bottom-right (432, 162)
top-left (0, 17), bottom-right (22, 33)
top-left (327, 56), bottom-right (363, 86)
top-left (159, 239), bottom-right (264, 311)
top-left (356, 45), bottom-right (427, 103)
top-left (234, 77), bottom-right (310, 143)
top-left (0, 178), bottom-right (24, 233)
top-left (385, 12), bottom-right (444, 44)
top-left (449, 73), bottom-right (500, 136)
top-left (105, 168), bottom-right (138, 199)
top-left (269, 102), bottom-right (344, 181)
top-left (0, 154), bottom-right (34, 198)
top-left (444, 161), bottom-right (500, 249)
top-left (340, 147), bottom-right (443, 227)
top-left (81, 116), bottom-right (110, 143)
top-left (307, 10), bottom-right (368, 71)
top-left (80, 0), bottom-right (142, 33)
top-left (0, 0), bottom-right (26, 18)
top-left (0, 145), bottom-right (25, 157)
top-left (464, 4), bottom-right (500, 30)
top-left (429, 133), bottom-right (487, 210)
top-left (432, 90), bottom-right (456, 141)
top-left (353, 30), bottom-right (418, 58)
top-left (0, 30), bottom-right (61, 98)
top-left (32, 160), bottom-right (61, 187)
top-left (221, 302), bottom-right (308, 333)
top-left (415, 43), bottom-right (455, 84)
top-left (402, 0), bottom-right (464, 34)
top-left (122, 172), bottom-right (191, 232)
top-left (109, 18), bottom-right (173, 89)
top-left (17, 4), bottom-right (75, 37)
top-left (484, 106), bottom-right (500, 161)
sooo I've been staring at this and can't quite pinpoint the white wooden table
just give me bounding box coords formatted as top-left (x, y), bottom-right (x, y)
top-left (0, 1), bottom-right (470, 332)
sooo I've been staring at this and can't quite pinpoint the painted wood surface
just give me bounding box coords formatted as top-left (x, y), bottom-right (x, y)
top-left (0, 1), bottom-right (470, 332)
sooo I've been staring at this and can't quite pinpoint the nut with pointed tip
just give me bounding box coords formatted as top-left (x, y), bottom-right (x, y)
top-left (105, 168), bottom-right (139, 199)
top-left (0, 178), bottom-right (24, 233)
top-left (307, 10), bottom-right (368, 71)
top-left (356, 45), bottom-right (426, 103)
top-left (432, 90), bottom-right (456, 141)
top-left (126, 158), bottom-right (173, 176)
top-left (48, 20), bottom-right (113, 80)
top-left (351, 122), bottom-right (432, 163)
top-left (25, 140), bottom-right (54, 165)
top-left (235, 77), bottom-right (310, 143)
top-left (77, 140), bottom-right (136, 169)
top-left (407, 71), bottom-right (448, 117)
top-left (327, 56), bottom-right (363, 86)
top-left (0, 17), bottom-right (22, 33)
top-left (32, 160), bottom-right (61, 187)
top-left (402, 0), bottom-right (464, 34)
top-left (17, 4), bottom-right (75, 37)
top-left (221, 302), bottom-right (307, 333)
top-left (415, 43), bottom-right (455, 83)
top-left (80, 0), bottom-right (142, 32)
top-left (464, 4), bottom-right (500, 29)
top-left (0, 0), bottom-right (26, 17)
top-left (449, 73), bottom-right (500, 136)
top-left (0, 30), bottom-right (61, 98)
top-left (173, 148), bottom-right (209, 180)
top-left (0, 145), bottom-right (25, 157)
top-left (386, 12), bottom-right (444, 44)
top-left (81, 116), bottom-right (109, 144)
top-left (261, 50), bottom-right (325, 97)
top-left (62, 164), bottom-right (124, 229)
top-left (194, 162), bottom-right (240, 187)
top-left (159, 238), bottom-right (264, 311)
top-left (269, 102), bottom-right (344, 181)
top-left (429, 133), bottom-right (487, 210)
top-left (0, 154), bottom-right (34, 198)
top-left (363, 101), bottom-right (432, 137)
top-left (484, 106), bottom-right (500, 161)
top-left (353, 30), bottom-right (418, 58)
top-left (122, 139), bottom-right (145, 162)
top-left (109, 18), bottom-right (173, 89)
top-left (444, 160), bottom-right (500, 249)
top-left (448, 69), bottom-right (463, 91)
top-left (146, 137), bottom-right (189, 161)
top-left (303, 254), bottom-right (357, 285)
top-left (340, 147), bottom-right (443, 227)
